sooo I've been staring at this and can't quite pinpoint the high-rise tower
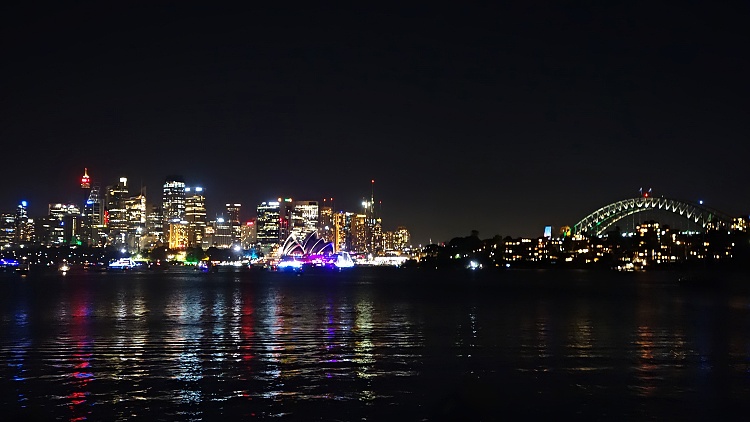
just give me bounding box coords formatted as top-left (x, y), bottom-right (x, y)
top-left (162, 176), bottom-right (186, 245)
top-left (14, 201), bottom-right (30, 243)
top-left (256, 201), bottom-right (281, 255)
top-left (186, 187), bottom-right (207, 248)
top-left (225, 203), bottom-right (242, 246)
top-left (290, 200), bottom-right (319, 240)
top-left (106, 177), bottom-right (129, 246)
top-left (80, 168), bottom-right (91, 189)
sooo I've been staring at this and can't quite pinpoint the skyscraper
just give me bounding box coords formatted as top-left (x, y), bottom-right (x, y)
top-left (256, 201), bottom-right (281, 255)
top-left (105, 177), bottom-right (129, 246)
top-left (143, 205), bottom-right (164, 249)
top-left (123, 194), bottom-right (146, 251)
top-left (162, 176), bottom-right (186, 246)
top-left (212, 217), bottom-right (233, 249)
top-left (84, 183), bottom-right (104, 246)
top-left (319, 204), bottom-right (333, 243)
top-left (290, 200), bottom-right (319, 240)
top-left (49, 203), bottom-right (82, 245)
top-left (185, 187), bottom-right (207, 248)
top-left (240, 219), bottom-right (256, 249)
top-left (225, 203), bottom-right (241, 246)
top-left (0, 214), bottom-right (15, 245)
top-left (14, 201), bottom-right (30, 243)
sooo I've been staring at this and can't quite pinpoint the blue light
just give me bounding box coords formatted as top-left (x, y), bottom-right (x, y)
top-left (21, 201), bottom-right (27, 207)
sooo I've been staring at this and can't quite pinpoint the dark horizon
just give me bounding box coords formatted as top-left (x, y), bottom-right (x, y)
top-left (2, 2), bottom-right (749, 244)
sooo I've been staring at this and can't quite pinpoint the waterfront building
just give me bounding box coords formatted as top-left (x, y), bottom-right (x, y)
top-left (185, 187), bottom-right (207, 248)
top-left (162, 176), bottom-right (186, 242)
top-left (143, 205), bottom-right (164, 248)
top-left (371, 219), bottom-right (384, 253)
top-left (290, 200), bottom-right (319, 241)
top-left (47, 203), bottom-right (81, 245)
top-left (168, 220), bottom-right (189, 250)
top-left (34, 216), bottom-right (60, 246)
top-left (334, 211), bottom-right (353, 252)
top-left (225, 203), bottom-right (242, 245)
top-left (0, 213), bottom-right (14, 245)
top-left (105, 177), bottom-right (129, 246)
top-left (14, 201), bottom-right (31, 243)
top-left (256, 201), bottom-right (281, 255)
top-left (351, 214), bottom-right (368, 253)
top-left (394, 226), bottom-right (410, 251)
top-left (383, 230), bottom-right (395, 251)
top-left (212, 217), bottom-right (233, 248)
top-left (83, 183), bottom-right (105, 246)
top-left (319, 205), bottom-right (333, 243)
top-left (203, 224), bottom-right (215, 248)
top-left (123, 194), bottom-right (146, 252)
top-left (240, 219), bottom-right (256, 249)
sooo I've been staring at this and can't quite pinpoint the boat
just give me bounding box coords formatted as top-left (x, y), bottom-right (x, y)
top-left (108, 258), bottom-right (133, 270)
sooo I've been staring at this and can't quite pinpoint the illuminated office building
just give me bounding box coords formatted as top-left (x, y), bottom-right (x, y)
top-left (0, 214), bottom-right (15, 245)
top-left (49, 203), bottom-right (81, 220)
top-left (319, 205), bottom-right (333, 243)
top-left (105, 177), bottom-right (130, 246)
top-left (290, 200), bottom-right (318, 240)
top-left (351, 214), bottom-right (368, 253)
top-left (240, 219), bottom-right (256, 249)
top-left (83, 183), bottom-right (105, 246)
top-left (162, 176), bottom-right (186, 241)
top-left (212, 217), bottom-right (233, 249)
top-left (186, 187), bottom-right (207, 248)
top-left (48, 203), bottom-right (81, 245)
top-left (144, 205), bottom-right (164, 248)
top-left (123, 194), bottom-right (146, 252)
top-left (394, 226), bottom-right (410, 250)
top-left (371, 219), bottom-right (384, 252)
top-left (14, 201), bottom-right (31, 243)
top-left (168, 221), bottom-right (189, 250)
top-left (225, 203), bottom-right (242, 245)
top-left (34, 216), bottom-right (59, 246)
top-left (256, 201), bottom-right (281, 255)
top-left (334, 211), bottom-right (353, 252)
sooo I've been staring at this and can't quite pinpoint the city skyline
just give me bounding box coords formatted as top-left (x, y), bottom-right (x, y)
top-left (2, 3), bottom-right (748, 244)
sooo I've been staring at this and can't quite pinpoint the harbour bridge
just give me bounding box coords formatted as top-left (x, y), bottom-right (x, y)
top-left (573, 196), bottom-right (733, 237)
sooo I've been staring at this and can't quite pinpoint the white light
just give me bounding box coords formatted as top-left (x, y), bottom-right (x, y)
top-left (196, 187), bottom-right (203, 192)
top-left (233, 245), bottom-right (241, 252)
top-left (699, 200), bottom-right (703, 205)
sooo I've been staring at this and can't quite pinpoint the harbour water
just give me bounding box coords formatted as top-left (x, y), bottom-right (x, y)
top-left (1, 267), bottom-right (749, 420)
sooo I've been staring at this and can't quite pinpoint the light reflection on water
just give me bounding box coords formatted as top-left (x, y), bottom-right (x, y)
top-left (0, 269), bottom-right (749, 420)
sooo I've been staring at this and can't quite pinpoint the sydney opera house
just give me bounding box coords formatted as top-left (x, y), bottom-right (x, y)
top-left (276, 232), bottom-right (354, 271)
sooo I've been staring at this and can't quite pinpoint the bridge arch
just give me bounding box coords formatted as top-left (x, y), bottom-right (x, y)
top-left (573, 197), bottom-right (733, 237)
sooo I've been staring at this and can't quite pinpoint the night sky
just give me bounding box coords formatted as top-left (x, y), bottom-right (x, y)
top-left (2, 2), bottom-right (748, 244)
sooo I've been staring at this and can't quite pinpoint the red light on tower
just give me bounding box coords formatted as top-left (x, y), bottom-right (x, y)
top-left (80, 168), bottom-right (91, 189)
